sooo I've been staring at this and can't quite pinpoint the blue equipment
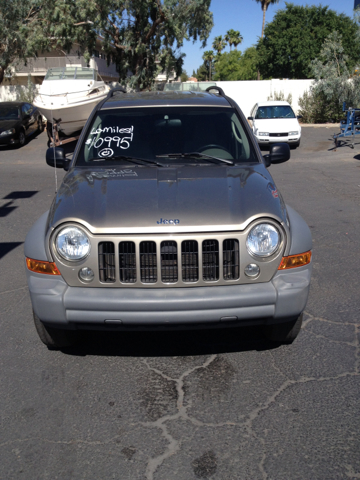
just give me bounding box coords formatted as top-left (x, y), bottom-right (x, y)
top-left (334, 102), bottom-right (360, 148)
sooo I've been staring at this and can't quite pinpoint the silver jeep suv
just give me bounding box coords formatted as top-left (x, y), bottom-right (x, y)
top-left (25, 87), bottom-right (312, 349)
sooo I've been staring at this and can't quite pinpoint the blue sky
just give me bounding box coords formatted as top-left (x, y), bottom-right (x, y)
top-left (180, 0), bottom-right (358, 75)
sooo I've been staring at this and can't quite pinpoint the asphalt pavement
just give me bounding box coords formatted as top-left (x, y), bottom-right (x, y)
top-left (0, 126), bottom-right (359, 480)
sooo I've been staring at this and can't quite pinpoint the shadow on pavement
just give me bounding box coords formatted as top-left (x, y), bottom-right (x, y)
top-left (0, 242), bottom-right (23, 260)
top-left (61, 326), bottom-right (282, 357)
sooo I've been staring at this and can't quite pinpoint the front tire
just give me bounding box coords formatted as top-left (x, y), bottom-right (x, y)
top-left (18, 130), bottom-right (26, 147)
top-left (37, 117), bottom-right (44, 133)
top-left (264, 314), bottom-right (303, 344)
top-left (33, 310), bottom-right (78, 349)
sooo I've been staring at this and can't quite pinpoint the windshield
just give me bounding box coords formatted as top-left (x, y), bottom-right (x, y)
top-left (76, 106), bottom-right (258, 166)
top-left (255, 105), bottom-right (296, 119)
top-left (0, 106), bottom-right (20, 119)
top-left (44, 67), bottom-right (95, 81)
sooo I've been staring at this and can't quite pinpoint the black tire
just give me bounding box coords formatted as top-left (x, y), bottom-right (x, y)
top-left (33, 310), bottom-right (78, 349)
top-left (264, 313), bottom-right (303, 344)
top-left (18, 130), bottom-right (26, 147)
top-left (37, 117), bottom-right (44, 133)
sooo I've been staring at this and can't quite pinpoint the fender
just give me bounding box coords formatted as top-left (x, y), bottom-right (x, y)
top-left (286, 205), bottom-right (312, 255)
top-left (24, 210), bottom-right (50, 261)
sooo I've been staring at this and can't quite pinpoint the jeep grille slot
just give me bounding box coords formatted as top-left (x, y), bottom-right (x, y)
top-left (98, 242), bottom-right (116, 283)
top-left (161, 241), bottom-right (178, 283)
top-left (140, 241), bottom-right (157, 283)
top-left (223, 239), bottom-right (240, 280)
top-left (202, 240), bottom-right (219, 281)
top-left (119, 241), bottom-right (136, 283)
top-left (181, 241), bottom-right (199, 282)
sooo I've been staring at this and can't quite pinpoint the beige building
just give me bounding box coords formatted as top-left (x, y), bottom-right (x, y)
top-left (4, 37), bottom-right (119, 86)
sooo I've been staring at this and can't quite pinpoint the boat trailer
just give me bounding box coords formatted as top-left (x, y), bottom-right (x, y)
top-left (46, 118), bottom-right (81, 147)
top-left (334, 103), bottom-right (360, 149)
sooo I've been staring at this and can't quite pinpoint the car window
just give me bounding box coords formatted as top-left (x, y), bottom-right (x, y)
top-left (255, 105), bottom-right (295, 119)
top-left (22, 104), bottom-right (32, 116)
top-left (76, 106), bottom-right (258, 166)
top-left (0, 105), bottom-right (20, 119)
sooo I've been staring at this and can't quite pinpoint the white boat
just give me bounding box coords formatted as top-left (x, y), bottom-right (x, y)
top-left (33, 67), bottom-right (111, 135)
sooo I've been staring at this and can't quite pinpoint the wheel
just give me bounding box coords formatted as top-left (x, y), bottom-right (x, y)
top-left (18, 130), bottom-right (26, 147)
top-left (37, 117), bottom-right (44, 133)
top-left (33, 310), bottom-right (78, 349)
top-left (264, 313), bottom-right (303, 344)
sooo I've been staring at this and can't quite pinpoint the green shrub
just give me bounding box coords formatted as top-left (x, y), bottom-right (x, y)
top-left (267, 90), bottom-right (293, 105)
top-left (298, 89), bottom-right (343, 123)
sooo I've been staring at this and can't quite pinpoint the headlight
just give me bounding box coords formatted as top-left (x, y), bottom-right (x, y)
top-left (246, 223), bottom-right (280, 257)
top-left (289, 131), bottom-right (299, 136)
top-left (55, 226), bottom-right (91, 261)
top-left (0, 128), bottom-right (15, 136)
top-left (258, 132), bottom-right (269, 136)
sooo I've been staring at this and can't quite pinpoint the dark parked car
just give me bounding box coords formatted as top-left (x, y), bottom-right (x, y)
top-left (0, 101), bottom-right (44, 147)
top-left (25, 87), bottom-right (312, 349)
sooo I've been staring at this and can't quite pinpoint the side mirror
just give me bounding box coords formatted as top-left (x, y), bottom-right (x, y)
top-left (297, 115), bottom-right (303, 119)
top-left (46, 147), bottom-right (71, 171)
top-left (247, 116), bottom-right (253, 120)
top-left (263, 143), bottom-right (290, 167)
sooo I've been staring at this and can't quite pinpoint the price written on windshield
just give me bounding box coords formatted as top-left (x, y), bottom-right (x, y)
top-left (85, 126), bottom-right (134, 150)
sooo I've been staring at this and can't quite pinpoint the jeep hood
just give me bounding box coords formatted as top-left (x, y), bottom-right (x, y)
top-left (48, 165), bottom-right (288, 234)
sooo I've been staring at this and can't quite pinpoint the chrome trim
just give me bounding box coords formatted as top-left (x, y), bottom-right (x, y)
top-left (49, 219), bottom-right (287, 288)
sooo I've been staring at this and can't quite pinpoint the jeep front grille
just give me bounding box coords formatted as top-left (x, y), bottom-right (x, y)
top-left (181, 240), bottom-right (199, 282)
top-left (98, 237), bottom-right (241, 286)
top-left (119, 241), bottom-right (136, 283)
top-left (202, 240), bottom-right (219, 281)
top-left (140, 241), bottom-right (157, 283)
top-left (98, 242), bottom-right (116, 283)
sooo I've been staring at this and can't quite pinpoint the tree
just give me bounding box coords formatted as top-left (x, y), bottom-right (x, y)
top-left (85, 0), bottom-right (213, 90)
top-left (224, 29), bottom-right (242, 51)
top-left (213, 48), bottom-right (258, 81)
top-left (202, 50), bottom-right (215, 80)
top-left (1, 0), bottom-right (214, 90)
top-left (180, 70), bottom-right (189, 82)
top-left (195, 62), bottom-right (208, 81)
top-left (256, 4), bottom-right (360, 79)
top-left (0, 0), bottom-right (98, 84)
top-left (0, 0), bottom-right (44, 84)
top-left (213, 50), bottom-right (242, 80)
top-left (212, 35), bottom-right (226, 55)
top-left (253, 0), bottom-right (279, 39)
top-left (311, 32), bottom-right (360, 110)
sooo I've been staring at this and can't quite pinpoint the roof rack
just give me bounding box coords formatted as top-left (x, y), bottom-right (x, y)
top-left (107, 86), bottom-right (127, 98)
top-left (205, 86), bottom-right (225, 97)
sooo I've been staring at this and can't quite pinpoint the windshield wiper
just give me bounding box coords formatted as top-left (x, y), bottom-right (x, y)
top-left (94, 155), bottom-right (164, 167)
top-left (156, 152), bottom-right (234, 166)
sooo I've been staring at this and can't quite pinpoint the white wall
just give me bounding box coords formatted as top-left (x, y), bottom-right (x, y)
top-left (0, 84), bottom-right (41, 102)
top-left (215, 79), bottom-right (314, 117)
top-left (1, 79), bottom-right (314, 115)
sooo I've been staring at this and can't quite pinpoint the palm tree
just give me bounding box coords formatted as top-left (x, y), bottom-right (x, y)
top-left (254, 0), bottom-right (280, 39)
top-left (224, 29), bottom-right (243, 51)
top-left (232, 31), bottom-right (243, 50)
top-left (212, 35), bottom-right (226, 55)
top-left (202, 50), bottom-right (215, 81)
top-left (254, 0), bottom-right (279, 79)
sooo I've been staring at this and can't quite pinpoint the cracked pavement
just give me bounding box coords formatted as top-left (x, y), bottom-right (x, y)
top-left (0, 127), bottom-right (359, 479)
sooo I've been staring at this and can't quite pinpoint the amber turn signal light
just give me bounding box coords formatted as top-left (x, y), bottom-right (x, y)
top-left (278, 251), bottom-right (312, 270)
top-left (26, 258), bottom-right (61, 275)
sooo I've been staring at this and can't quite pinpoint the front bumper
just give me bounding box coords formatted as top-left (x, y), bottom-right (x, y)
top-left (26, 263), bottom-right (312, 330)
top-left (256, 134), bottom-right (301, 145)
top-left (0, 135), bottom-right (18, 145)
